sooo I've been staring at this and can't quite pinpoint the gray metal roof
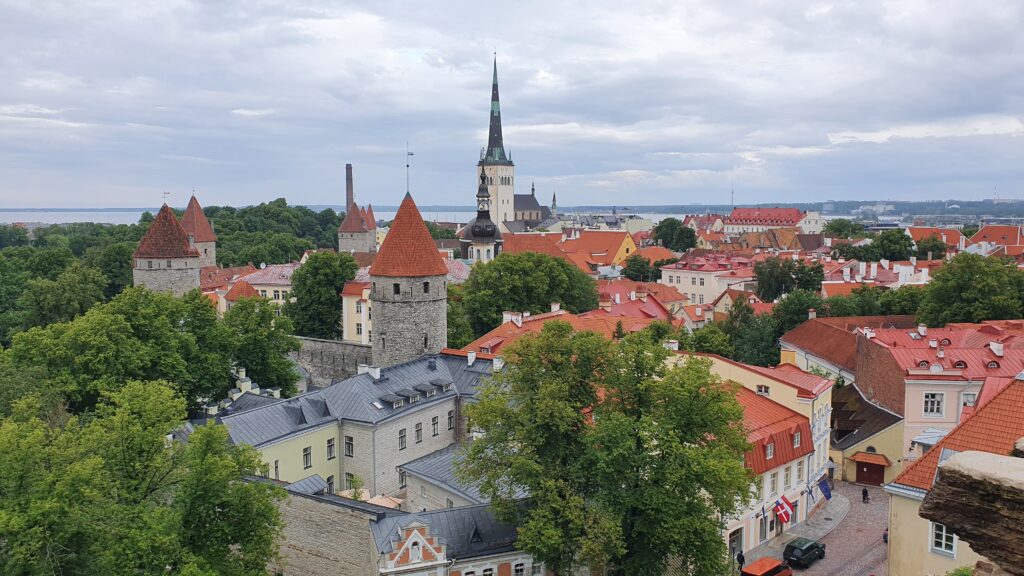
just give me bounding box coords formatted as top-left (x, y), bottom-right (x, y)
top-left (399, 445), bottom-right (484, 504)
top-left (215, 353), bottom-right (495, 447)
top-left (371, 503), bottom-right (519, 560)
top-left (286, 474), bottom-right (328, 495)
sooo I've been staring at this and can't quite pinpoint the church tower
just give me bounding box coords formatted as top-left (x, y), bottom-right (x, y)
top-left (132, 204), bottom-right (201, 296)
top-left (477, 56), bottom-right (515, 231)
top-left (461, 171), bottom-right (502, 263)
top-left (369, 193), bottom-right (448, 367)
top-left (179, 195), bottom-right (217, 268)
top-left (551, 190), bottom-right (558, 219)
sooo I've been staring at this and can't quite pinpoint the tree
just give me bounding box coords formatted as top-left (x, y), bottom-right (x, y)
top-left (613, 320), bottom-right (626, 340)
top-left (689, 323), bottom-right (734, 357)
top-left (17, 262), bottom-right (107, 329)
top-left (425, 221), bottom-right (457, 239)
top-left (284, 251), bottom-right (357, 339)
top-left (824, 285), bottom-right (884, 317)
top-left (622, 254), bottom-right (657, 282)
top-left (224, 297), bottom-right (301, 396)
top-left (462, 252), bottom-right (598, 336)
top-left (754, 258), bottom-right (824, 301)
top-left (959, 225), bottom-right (978, 239)
top-left (879, 284), bottom-right (924, 315)
top-left (446, 285), bottom-right (476, 349)
top-left (460, 322), bottom-right (613, 575)
top-left (0, 224), bottom-right (29, 248)
top-left (653, 218), bottom-right (696, 251)
top-left (871, 229), bottom-right (915, 261)
top-left (917, 253), bottom-right (1024, 326)
top-left (461, 324), bottom-right (754, 576)
top-left (915, 234), bottom-right (947, 259)
top-left (731, 313), bottom-right (780, 366)
top-left (85, 241), bottom-right (136, 297)
top-left (772, 289), bottom-right (824, 336)
top-left (822, 219), bottom-right (865, 238)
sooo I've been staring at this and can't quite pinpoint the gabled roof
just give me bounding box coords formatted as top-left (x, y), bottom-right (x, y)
top-left (240, 262), bottom-right (300, 286)
top-left (341, 281), bottom-right (370, 297)
top-left (890, 380), bottom-right (1024, 493)
top-left (830, 383), bottom-right (902, 451)
top-left (462, 311), bottom-right (659, 355)
top-left (339, 202), bottom-right (369, 233)
top-left (502, 233), bottom-right (591, 273)
top-left (133, 204), bottom-right (201, 259)
top-left (224, 280), bottom-right (259, 302)
top-left (744, 362), bottom-right (832, 399)
top-left (560, 230), bottom-right (632, 266)
top-left (370, 194), bottom-right (448, 278)
top-left (633, 246), bottom-right (675, 262)
top-left (597, 279), bottom-right (687, 305)
top-left (970, 225), bottom-right (1024, 246)
top-left (736, 387), bottom-right (815, 474)
top-left (371, 503), bottom-right (518, 560)
top-left (398, 444), bottom-right (486, 504)
top-left (907, 226), bottom-right (963, 249)
top-left (179, 195), bottom-right (217, 243)
top-left (199, 264), bottom-right (257, 291)
top-left (779, 315), bottom-right (918, 372)
top-left (365, 205), bottom-right (377, 230)
top-left (725, 207), bottom-right (805, 226)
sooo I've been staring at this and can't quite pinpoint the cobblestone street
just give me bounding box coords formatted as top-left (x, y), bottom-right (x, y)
top-left (800, 482), bottom-right (888, 576)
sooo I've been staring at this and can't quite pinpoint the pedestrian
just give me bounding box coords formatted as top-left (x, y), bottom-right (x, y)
top-left (883, 527), bottom-right (889, 544)
top-left (737, 551), bottom-right (745, 571)
top-left (862, 487), bottom-right (870, 503)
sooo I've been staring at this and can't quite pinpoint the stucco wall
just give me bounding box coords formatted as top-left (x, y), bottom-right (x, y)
top-left (260, 424), bottom-right (341, 487)
top-left (888, 492), bottom-right (981, 576)
top-left (373, 399), bottom-right (460, 497)
top-left (293, 336), bottom-right (372, 388)
top-left (903, 381), bottom-right (980, 459)
top-left (404, 473), bottom-right (475, 512)
top-left (837, 420), bottom-right (905, 484)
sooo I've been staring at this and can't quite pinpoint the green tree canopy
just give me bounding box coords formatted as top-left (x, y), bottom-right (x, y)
top-left (462, 252), bottom-right (599, 336)
top-left (872, 229), bottom-right (916, 261)
top-left (917, 253), bottom-right (1024, 326)
top-left (688, 323), bottom-right (735, 357)
top-left (446, 284), bottom-right (476, 349)
top-left (915, 234), bottom-right (947, 259)
top-left (224, 297), bottom-right (301, 396)
top-left (822, 218), bottom-right (866, 239)
top-left (425, 221), bottom-right (457, 239)
top-left (754, 258), bottom-right (824, 301)
top-left (653, 218), bottom-right (697, 252)
top-left (772, 289), bottom-right (825, 336)
top-left (284, 251), bottom-right (357, 339)
top-left (622, 254), bottom-right (658, 282)
top-left (0, 224), bottom-right (29, 248)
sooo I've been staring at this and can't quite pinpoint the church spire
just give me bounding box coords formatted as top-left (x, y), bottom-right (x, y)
top-left (481, 55), bottom-right (512, 166)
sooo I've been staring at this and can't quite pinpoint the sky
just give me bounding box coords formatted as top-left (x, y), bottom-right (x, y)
top-left (1, 0), bottom-right (1023, 209)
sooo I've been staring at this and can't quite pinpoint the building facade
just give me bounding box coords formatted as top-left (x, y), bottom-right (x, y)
top-left (132, 204), bottom-right (201, 296)
top-left (477, 58), bottom-right (515, 230)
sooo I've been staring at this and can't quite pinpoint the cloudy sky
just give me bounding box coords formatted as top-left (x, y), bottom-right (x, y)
top-left (1, 0), bottom-right (1023, 209)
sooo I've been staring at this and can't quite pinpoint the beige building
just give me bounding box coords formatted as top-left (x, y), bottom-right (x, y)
top-left (238, 262), bottom-right (299, 306)
top-left (659, 257), bottom-right (756, 305)
top-left (341, 281), bottom-right (371, 345)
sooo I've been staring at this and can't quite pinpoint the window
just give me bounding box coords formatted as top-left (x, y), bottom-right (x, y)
top-left (797, 460), bottom-right (804, 482)
top-left (483, 570), bottom-right (493, 576)
top-left (147, 260), bottom-right (153, 269)
top-left (953, 360), bottom-right (966, 369)
top-left (355, 301), bottom-right (362, 313)
top-left (987, 361), bottom-right (1000, 368)
top-left (784, 466), bottom-right (792, 489)
top-left (326, 475), bottom-right (335, 494)
top-left (514, 564), bottom-right (525, 576)
top-left (432, 416), bottom-right (439, 436)
top-left (962, 392), bottom-right (977, 407)
top-left (399, 470), bottom-right (407, 488)
top-left (691, 277), bottom-right (696, 285)
top-left (446, 498), bottom-right (454, 508)
top-left (410, 394), bottom-right (420, 403)
top-left (423, 281), bottom-right (430, 293)
top-left (766, 442), bottom-right (774, 460)
top-left (273, 459), bottom-right (279, 480)
top-left (699, 294), bottom-right (704, 304)
top-left (420, 484), bottom-right (426, 497)
top-left (793, 431), bottom-right (801, 448)
top-left (756, 384), bottom-right (770, 396)
top-left (699, 277), bottom-right (705, 286)
top-left (399, 429), bottom-right (407, 450)
top-left (345, 472), bottom-right (354, 490)
top-left (345, 435), bottom-right (354, 457)
top-left (924, 393), bottom-right (944, 416)
top-left (448, 410), bottom-right (455, 430)
top-left (273, 289), bottom-right (280, 300)
top-left (769, 471), bottom-right (778, 496)
top-left (442, 383), bottom-right (453, 392)
top-left (327, 438), bottom-right (336, 460)
top-left (918, 360), bottom-right (929, 368)
top-left (426, 389), bottom-right (436, 398)
top-left (393, 400), bottom-right (403, 409)
top-left (260, 290), bottom-right (267, 297)
top-left (423, 334), bottom-right (428, 349)
top-left (393, 283), bottom-right (401, 295)
top-left (410, 541), bottom-right (422, 563)
top-left (415, 423), bottom-right (423, 443)
top-left (166, 260), bottom-right (172, 268)
top-left (356, 323), bottom-right (363, 335)
top-left (302, 446), bottom-right (312, 469)
top-left (931, 522), bottom-right (955, 555)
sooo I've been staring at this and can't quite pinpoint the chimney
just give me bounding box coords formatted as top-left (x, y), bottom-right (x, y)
top-left (926, 251), bottom-right (933, 262)
top-left (492, 357), bottom-right (504, 371)
top-left (503, 311), bottom-right (523, 327)
top-left (550, 302), bottom-right (561, 313)
top-left (368, 366), bottom-right (381, 380)
top-left (663, 339), bottom-right (679, 351)
top-left (842, 267), bottom-right (851, 281)
top-left (695, 306), bottom-right (702, 317)
top-left (825, 255), bottom-right (832, 262)
top-left (237, 367), bottom-right (246, 380)
top-left (636, 285), bottom-right (648, 302)
top-left (808, 308), bottom-right (817, 320)
top-left (870, 262), bottom-right (878, 278)
top-left (345, 163), bottom-right (354, 209)
top-left (929, 339), bottom-right (938, 348)
top-left (880, 258), bottom-right (890, 269)
top-left (937, 348), bottom-right (945, 359)
top-left (599, 293), bottom-right (612, 312)
top-left (629, 290), bottom-right (637, 301)
top-left (921, 268), bottom-right (929, 283)
top-left (614, 293), bottom-right (621, 305)
top-left (357, 364), bottom-right (370, 375)
top-left (910, 256), bottom-right (917, 266)
top-left (991, 341), bottom-right (1005, 357)
top-left (467, 351), bottom-right (477, 366)
top-left (859, 261), bottom-right (867, 276)
top-left (918, 324), bottom-right (927, 336)
top-left (204, 402), bottom-right (219, 416)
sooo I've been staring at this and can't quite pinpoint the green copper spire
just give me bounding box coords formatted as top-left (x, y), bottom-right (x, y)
top-left (480, 55), bottom-right (512, 166)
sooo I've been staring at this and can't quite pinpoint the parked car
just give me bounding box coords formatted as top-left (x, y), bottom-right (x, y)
top-left (783, 537), bottom-right (826, 568)
top-left (741, 557), bottom-right (793, 576)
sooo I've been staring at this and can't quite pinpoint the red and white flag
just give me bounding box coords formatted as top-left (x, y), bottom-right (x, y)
top-left (773, 495), bottom-right (795, 523)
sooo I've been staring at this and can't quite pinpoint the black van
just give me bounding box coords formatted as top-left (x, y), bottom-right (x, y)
top-left (782, 537), bottom-right (826, 568)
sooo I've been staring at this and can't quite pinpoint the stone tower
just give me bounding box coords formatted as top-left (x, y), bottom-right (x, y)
top-left (551, 189), bottom-right (557, 219)
top-left (179, 195), bottom-right (217, 268)
top-left (369, 193), bottom-right (448, 367)
top-left (461, 171), bottom-right (502, 263)
top-left (337, 165), bottom-right (377, 253)
top-left (132, 204), bottom-right (201, 296)
top-left (477, 56), bottom-right (515, 231)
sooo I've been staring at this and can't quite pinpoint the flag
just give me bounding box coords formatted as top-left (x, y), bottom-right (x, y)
top-left (818, 477), bottom-right (832, 500)
top-left (773, 496), bottom-right (795, 523)
top-left (807, 482), bottom-right (817, 505)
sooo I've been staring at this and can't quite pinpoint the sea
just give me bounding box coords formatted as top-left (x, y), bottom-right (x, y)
top-left (0, 209), bottom-right (681, 226)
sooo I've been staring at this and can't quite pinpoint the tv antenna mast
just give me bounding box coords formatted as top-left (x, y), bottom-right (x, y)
top-left (406, 142), bottom-right (414, 194)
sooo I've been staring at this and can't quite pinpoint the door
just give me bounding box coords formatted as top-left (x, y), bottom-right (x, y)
top-left (728, 528), bottom-right (743, 574)
top-left (791, 500), bottom-right (799, 525)
top-left (857, 462), bottom-right (885, 486)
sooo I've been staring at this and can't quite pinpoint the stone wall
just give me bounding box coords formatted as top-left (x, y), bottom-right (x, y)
top-left (338, 230), bottom-right (376, 254)
top-left (269, 493), bottom-right (379, 576)
top-left (369, 274), bottom-right (447, 367)
top-left (293, 337), bottom-right (372, 388)
top-left (132, 258), bottom-right (201, 297)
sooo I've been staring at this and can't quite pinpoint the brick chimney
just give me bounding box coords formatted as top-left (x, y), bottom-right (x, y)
top-left (345, 163), bottom-right (354, 209)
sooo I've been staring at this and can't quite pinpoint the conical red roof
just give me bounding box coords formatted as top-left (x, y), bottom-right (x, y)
top-left (134, 204), bottom-right (201, 259)
top-left (338, 202), bottom-right (368, 233)
top-left (365, 204), bottom-right (377, 230)
top-left (370, 193), bottom-right (447, 277)
top-left (179, 195), bottom-right (217, 243)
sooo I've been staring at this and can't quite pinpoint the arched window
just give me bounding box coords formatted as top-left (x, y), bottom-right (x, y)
top-left (410, 541), bottom-right (422, 563)
top-left (866, 446), bottom-right (877, 453)
top-left (954, 360), bottom-right (967, 369)
top-left (987, 361), bottom-right (1000, 368)
top-left (940, 338), bottom-right (951, 346)
top-left (326, 475), bottom-right (335, 494)
top-left (917, 361), bottom-right (929, 368)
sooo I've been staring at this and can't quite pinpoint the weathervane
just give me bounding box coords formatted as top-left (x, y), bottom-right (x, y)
top-left (406, 142), bottom-right (414, 193)
top-left (161, 191), bottom-right (170, 204)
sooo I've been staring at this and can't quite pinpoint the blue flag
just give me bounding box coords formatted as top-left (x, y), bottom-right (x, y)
top-left (818, 477), bottom-right (832, 500)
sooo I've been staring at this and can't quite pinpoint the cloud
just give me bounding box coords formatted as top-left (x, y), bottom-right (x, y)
top-left (231, 108), bottom-right (279, 117)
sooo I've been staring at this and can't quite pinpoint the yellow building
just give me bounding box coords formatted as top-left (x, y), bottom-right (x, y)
top-left (341, 281), bottom-right (371, 345)
top-left (829, 383), bottom-right (905, 485)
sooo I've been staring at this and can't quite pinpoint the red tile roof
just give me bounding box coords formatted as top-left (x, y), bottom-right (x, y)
top-left (365, 204), bottom-right (377, 230)
top-left (463, 311), bottom-right (658, 355)
top-left (633, 246), bottom-right (675, 262)
top-left (133, 204), bottom-right (201, 259)
top-left (820, 282), bottom-right (876, 298)
top-left (199, 264), bottom-right (257, 291)
top-left (560, 230), bottom-right (632, 266)
top-left (735, 386), bottom-right (814, 474)
top-left (725, 207), bottom-right (805, 226)
top-left (779, 315), bottom-right (918, 372)
top-left (906, 227), bottom-right (963, 249)
top-left (179, 195), bottom-right (217, 243)
top-left (849, 451), bottom-right (892, 467)
top-left (970, 225), bottom-right (1024, 246)
top-left (503, 233), bottom-right (592, 273)
top-left (597, 279), bottom-right (687, 305)
top-left (744, 362), bottom-right (832, 399)
top-left (341, 281), bottom-right (369, 297)
top-left (224, 280), bottom-right (259, 302)
top-left (240, 262), bottom-right (299, 286)
top-left (338, 202), bottom-right (369, 233)
top-left (370, 193), bottom-right (448, 278)
top-left (891, 379), bottom-right (1024, 492)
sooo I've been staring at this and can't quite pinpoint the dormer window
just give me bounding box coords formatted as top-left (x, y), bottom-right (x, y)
top-left (426, 389), bottom-right (437, 397)
top-left (756, 384), bottom-right (770, 396)
top-left (940, 338), bottom-right (951, 346)
top-left (987, 361), bottom-right (1000, 369)
top-left (917, 361), bottom-right (929, 368)
top-left (393, 400), bottom-right (404, 409)
top-left (953, 360), bottom-right (967, 369)
top-left (766, 442), bottom-right (775, 460)
top-left (409, 395), bottom-right (420, 403)
top-left (793, 431), bottom-right (801, 448)
top-left (442, 383), bottom-right (453, 392)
